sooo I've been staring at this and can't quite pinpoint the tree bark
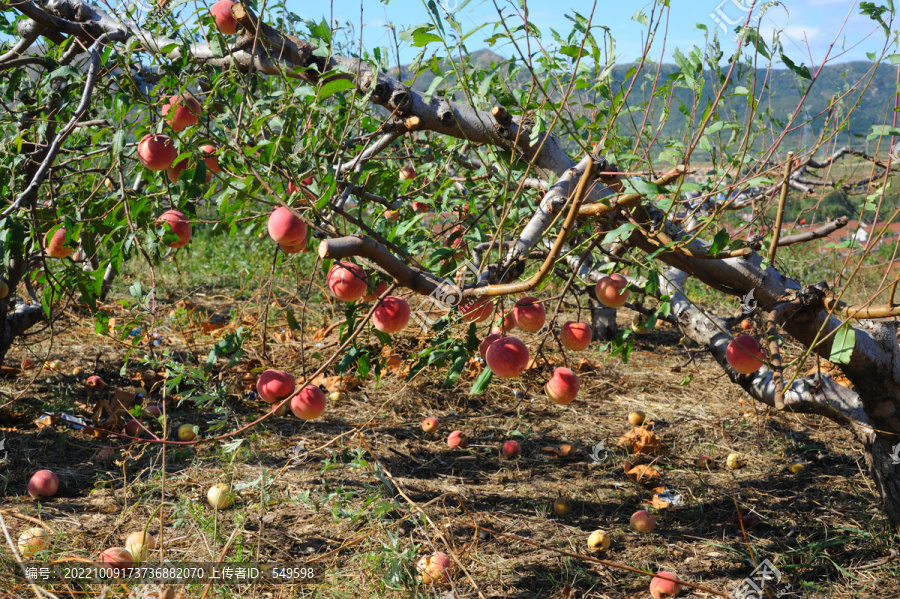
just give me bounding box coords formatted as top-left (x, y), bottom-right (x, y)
top-left (861, 431), bottom-right (900, 527)
top-left (588, 297), bottom-right (618, 343)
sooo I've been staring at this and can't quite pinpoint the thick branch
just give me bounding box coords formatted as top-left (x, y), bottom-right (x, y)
top-left (772, 216), bottom-right (849, 247)
top-left (662, 269), bottom-right (872, 430)
top-left (317, 236), bottom-right (448, 300)
top-left (503, 155), bottom-right (617, 264)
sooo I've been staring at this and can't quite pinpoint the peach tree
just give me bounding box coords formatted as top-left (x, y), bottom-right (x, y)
top-left (3, 0), bottom-right (900, 528)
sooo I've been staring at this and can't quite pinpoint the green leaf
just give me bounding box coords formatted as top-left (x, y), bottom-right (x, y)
top-left (317, 79), bottom-right (356, 101)
top-left (412, 32), bottom-right (442, 47)
top-left (621, 178), bottom-right (669, 196)
top-left (112, 129), bottom-right (125, 155)
top-left (830, 324), bottom-right (856, 365)
top-left (860, 2), bottom-right (890, 35)
top-left (311, 18), bottom-right (332, 44)
top-left (644, 270), bottom-right (659, 297)
top-left (469, 367), bottom-right (492, 395)
top-left (209, 36), bottom-right (224, 59)
top-left (601, 222), bottom-right (637, 245)
top-left (398, 24), bottom-right (435, 42)
top-left (673, 48), bottom-right (696, 90)
top-left (867, 125), bottom-right (900, 141)
top-left (443, 354), bottom-right (467, 387)
top-left (740, 28), bottom-right (771, 59)
top-left (709, 229), bottom-right (730, 255)
top-left (284, 309), bottom-right (301, 331)
top-left (358, 352), bottom-right (370, 379)
top-left (424, 75), bottom-right (444, 101)
top-left (781, 54), bottom-right (812, 80)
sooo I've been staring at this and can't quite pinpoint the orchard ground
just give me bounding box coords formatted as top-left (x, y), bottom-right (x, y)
top-left (1, 227), bottom-right (897, 598)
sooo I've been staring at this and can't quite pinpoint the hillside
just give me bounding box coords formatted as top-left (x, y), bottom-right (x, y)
top-left (400, 50), bottom-right (893, 155)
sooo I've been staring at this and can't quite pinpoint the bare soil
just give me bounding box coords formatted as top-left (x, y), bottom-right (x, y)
top-left (1, 298), bottom-right (897, 598)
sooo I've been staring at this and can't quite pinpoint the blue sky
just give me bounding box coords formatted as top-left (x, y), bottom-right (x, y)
top-left (279, 0), bottom-right (892, 66)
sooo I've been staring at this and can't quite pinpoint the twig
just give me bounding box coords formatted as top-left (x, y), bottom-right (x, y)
top-left (768, 152), bottom-right (795, 266)
top-left (198, 526), bottom-right (241, 599)
top-left (767, 301), bottom-right (799, 410)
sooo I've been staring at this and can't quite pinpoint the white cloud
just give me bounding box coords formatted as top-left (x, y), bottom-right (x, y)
top-left (759, 24), bottom-right (821, 43)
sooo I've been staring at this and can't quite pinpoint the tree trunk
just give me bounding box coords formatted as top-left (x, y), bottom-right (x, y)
top-left (861, 431), bottom-right (900, 529)
top-left (588, 297), bottom-right (618, 343)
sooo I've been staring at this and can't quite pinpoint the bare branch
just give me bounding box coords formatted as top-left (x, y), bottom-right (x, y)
top-left (775, 216), bottom-right (849, 247)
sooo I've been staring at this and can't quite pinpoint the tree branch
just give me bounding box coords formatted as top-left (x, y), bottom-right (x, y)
top-left (2, 33), bottom-right (105, 217)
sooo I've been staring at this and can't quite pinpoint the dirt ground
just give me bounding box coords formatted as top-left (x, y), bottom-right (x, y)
top-left (1, 296), bottom-right (897, 598)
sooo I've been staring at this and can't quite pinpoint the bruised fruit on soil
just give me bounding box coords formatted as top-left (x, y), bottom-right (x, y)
top-left (177, 424), bottom-right (196, 441)
top-left (629, 510), bottom-right (656, 533)
top-left (85, 375), bottom-right (107, 391)
top-left (416, 551), bottom-right (450, 584)
top-left (447, 430), bottom-right (468, 448)
top-left (789, 461), bottom-right (806, 474)
top-left (501, 440), bottom-right (521, 459)
top-left (126, 531), bottom-right (156, 552)
top-left (726, 453), bottom-right (744, 470)
top-left (587, 529), bottom-right (610, 551)
top-left (696, 455), bottom-right (716, 469)
top-left (649, 572), bottom-right (682, 598)
top-left (124, 419), bottom-right (141, 436)
top-left (18, 527), bottom-right (51, 558)
top-left (207, 483), bottom-right (234, 509)
top-left (421, 417), bottom-right (440, 434)
top-left (628, 411), bottom-right (646, 426)
top-left (98, 547), bottom-right (133, 573)
top-left (27, 470), bottom-right (58, 500)
top-left (553, 497), bottom-right (572, 516)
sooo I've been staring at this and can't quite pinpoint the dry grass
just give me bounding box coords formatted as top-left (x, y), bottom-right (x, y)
top-left (0, 294), bottom-right (897, 598)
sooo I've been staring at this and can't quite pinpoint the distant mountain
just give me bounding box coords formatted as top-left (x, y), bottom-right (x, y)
top-left (398, 51), bottom-right (893, 155)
